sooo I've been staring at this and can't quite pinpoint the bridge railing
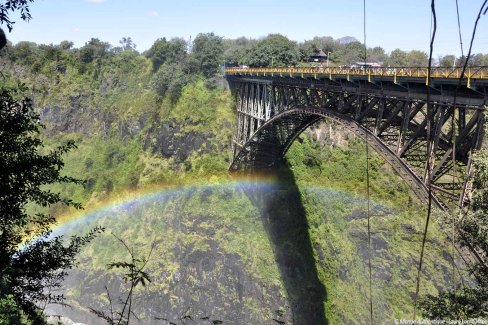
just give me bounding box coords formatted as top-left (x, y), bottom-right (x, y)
top-left (225, 66), bottom-right (488, 80)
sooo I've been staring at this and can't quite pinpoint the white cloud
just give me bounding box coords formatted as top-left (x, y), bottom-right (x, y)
top-left (74, 28), bottom-right (81, 32)
top-left (148, 10), bottom-right (159, 17)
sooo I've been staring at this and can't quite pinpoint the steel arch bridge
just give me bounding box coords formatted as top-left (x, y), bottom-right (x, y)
top-left (225, 66), bottom-right (488, 210)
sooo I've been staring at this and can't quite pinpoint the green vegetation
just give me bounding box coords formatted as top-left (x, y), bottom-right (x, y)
top-left (221, 34), bottom-right (488, 67)
top-left (0, 85), bottom-right (102, 324)
top-left (285, 136), bottom-right (455, 323)
top-left (246, 34), bottom-right (299, 67)
top-left (0, 0), bottom-right (35, 32)
top-left (0, 27), bottom-right (487, 323)
top-left (53, 137), bottom-right (457, 323)
top-left (89, 234), bottom-right (153, 325)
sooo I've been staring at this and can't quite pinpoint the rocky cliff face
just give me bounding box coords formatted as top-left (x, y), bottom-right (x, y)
top-left (38, 91), bottom-right (218, 176)
top-left (42, 170), bottom-right (456, 325)
top-left (144, 120), bottom-right (214, 165)
top-left (308, 121), bottom-right (354, 148)
top-left (36, 96), bottom-right (457, 323)
top-left (47, 185), bottom-right (294, 324)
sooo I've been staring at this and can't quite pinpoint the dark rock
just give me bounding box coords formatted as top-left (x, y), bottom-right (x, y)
top-left (338, 265), bottom-right (349, 281)
top-left (146, 120), bottom-right (215, 164)
top-left (314, 242), bottom-right (326, 262)
top-left (401, 223), bottom-right (419, 234)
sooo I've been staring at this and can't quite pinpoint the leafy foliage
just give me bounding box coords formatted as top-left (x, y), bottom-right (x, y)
top-left (0, 86), bottom-right (103, 323)
top-left (191, 33), bottom-right (224, 77)
top-left (223, 37), bottom-right (256, 66)
top-left (246, 34), bottom-right (299, 67)
top-left (118, 37), bottom-right (136, 51)
top-left (78, 38), bottom-right (111, 64)
top-left (145, 37), bottom-right (186, 71)
top-left (387, 49), bottom-right (408, 66)
top-left (421, 288), bottom-right (488, 319)
top-left (438, 54), bottom-right (456, 67)
top-left (90, 234), bottom-right (153, 325)
top-left (404, 50), bottom-right (428, 67)
top-left (333, 41), bottom-right (365, 65)
top-left (0, 0), bottom-right (35, 32)
top-left (151, 61), bottom-right (187, 102)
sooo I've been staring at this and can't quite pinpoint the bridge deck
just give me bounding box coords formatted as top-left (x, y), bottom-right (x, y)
top-left (226, 67), bottom-right (488, 108)
top-left (225, 66), bottom-right (488, 90)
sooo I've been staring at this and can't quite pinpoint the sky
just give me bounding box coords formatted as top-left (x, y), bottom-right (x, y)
top-left (3, 0), bottom-right (488, 57)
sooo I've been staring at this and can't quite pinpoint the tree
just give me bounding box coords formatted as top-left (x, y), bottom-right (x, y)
top-left (246, 34), bottom-right (299, 67)
top-left (482, 54), bottom-right (488, 66)
top-left (0, 0), bottom-right (37, 53)
top-left (191, 32), bottom-right (224, 77)
top-left (119, 37), bottom-right (136, 51)
top-left (298, 36), bottom-right (337, 62)
top-left (58, 40), bottom-right (74, 51)
top-left (461, 53), bottom-right (487, 66)
top-left (0, 85), bottom-right (102, 323)
top-left (438, 54), bottom-right (456, 67)
top-left (223, 37), bottom-right (255, 67)
top-left (367, 46), bottom-right (387, 64)
top-left (0, 0), bottom-right (35, 32)
top-left (90, 234), bottom-right (153, 325)
top-left (387, 48), bottom-right (408, 67)
top-left (10, 41), bottom-right (38, 66)
top-left (77, 38), bottom-right (111, 64)
top-left (151, 62), bottom-right (187, 102)
top-left (405, 50), bottom-right (428, 67)
top-left (334, 41), bottom-right (365, 65)
top-left (145, 37), bottom-right (187, 71)
top-left (38, 43), bottom-right (61, 62)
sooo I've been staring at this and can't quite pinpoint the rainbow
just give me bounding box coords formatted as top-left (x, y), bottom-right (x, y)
top-left (21, 173), bottom-right (376, 250)
top-left (49, 176), bottom-right (281, 238)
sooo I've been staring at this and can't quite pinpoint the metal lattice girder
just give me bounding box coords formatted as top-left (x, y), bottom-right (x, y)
top-left (227, 74), bottom-right (486, 210)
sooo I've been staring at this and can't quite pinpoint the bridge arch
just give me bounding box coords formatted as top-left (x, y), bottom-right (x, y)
top-left (227, 70), bottom-right (487, 210)
top-left (230, 107), bottom-right (443, 208)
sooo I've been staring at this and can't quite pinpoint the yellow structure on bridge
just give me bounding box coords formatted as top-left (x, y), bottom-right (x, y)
top-left (225, 66), bottom-right (488, 88)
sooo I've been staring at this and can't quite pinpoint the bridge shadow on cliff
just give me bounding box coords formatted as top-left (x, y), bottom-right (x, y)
top-left (244, 161), bottom-right (328, 325)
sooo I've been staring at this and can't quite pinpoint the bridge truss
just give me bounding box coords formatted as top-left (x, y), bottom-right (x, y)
top-left (226, 68), bottom-right (487, 210)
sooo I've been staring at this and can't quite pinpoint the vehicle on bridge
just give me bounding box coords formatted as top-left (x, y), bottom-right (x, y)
top-left (350, 61), bottom-right (382, 69)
